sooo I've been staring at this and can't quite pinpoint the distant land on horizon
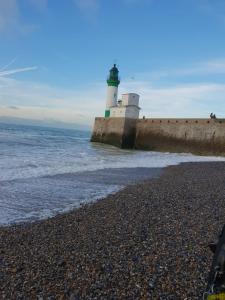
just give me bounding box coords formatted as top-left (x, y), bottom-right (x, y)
top-left (0, 116), bottom-right (91, 132)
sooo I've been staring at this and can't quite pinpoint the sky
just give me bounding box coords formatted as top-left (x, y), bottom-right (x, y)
top-left (0, 0), bottom-right (225, 128)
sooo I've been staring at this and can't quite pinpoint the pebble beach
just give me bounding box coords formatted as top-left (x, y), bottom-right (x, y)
top-left (1, 161), bottom-right (225, 299)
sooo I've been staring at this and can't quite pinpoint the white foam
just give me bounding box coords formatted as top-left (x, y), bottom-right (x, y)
top-left (0, 145), bottom-right (224, 182)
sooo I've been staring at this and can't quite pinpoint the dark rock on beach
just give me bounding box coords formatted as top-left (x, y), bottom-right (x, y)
top-left (1, 162), bottom-right (225, 299)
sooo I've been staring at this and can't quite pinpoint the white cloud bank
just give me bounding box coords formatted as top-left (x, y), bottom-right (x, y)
top-left (0, 77), bottom-right (104, 127)
top-left (0, 0), bottom-right (48, 35)
top-left (121, 81), bottom-right (225, 118)
top-left (1, 57), bottom-right (225, 128)
top-left (1, 73), bottom-right (225, 128)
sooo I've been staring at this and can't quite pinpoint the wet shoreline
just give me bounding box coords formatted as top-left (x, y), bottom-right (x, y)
top-left (0, 167), bottom-right (162, 226)
top-left (1, 162), bottom-right (225, 299)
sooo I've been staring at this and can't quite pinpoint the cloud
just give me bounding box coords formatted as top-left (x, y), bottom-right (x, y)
top-left (72, 0), bottom-right (151, 20)
top-left (138, 58), bottom-right (225, 81)
top-left (125, 57), bottom-right (225, 115)
top-left (1, 57), bottom-right (225, 127)
top-left (123, 0), bottom-right (152, 4)
top-left (27, 0), bottom-right (48, 12)
top-left (204, 58), bottom-right (225, 73)
top-left (8, 106), bottom-right (19, 110)
top-left (197, 0), bottom-right (225, 24)
top-left (177, 58), bottom-right (225, 76)
top-left (0, 67), bottom-right (37, 77)
top-left (0, 0), bottom-right (48, 35)
top-left (1, 73), bottom-right (225, 128)
top-left (0, 105), bottom-right (90, 125)
top-left (0, 77), bottom-right (104, 126)
top-left (0, 57), bottom-right (17, 72)
top-left (0, 0), bottom-right (20, 33)
top-left (0, 0), bottom-right (100, 33)
top-left (73, 0), bottom-right (98, 10)
top-left (121, 80), bottom-right (225, 118)
top-left (73, 0), bottom-right (99, 20)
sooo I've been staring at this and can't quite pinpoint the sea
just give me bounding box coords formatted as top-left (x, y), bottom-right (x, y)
top-left (0, 122), bottom-right (224, 226)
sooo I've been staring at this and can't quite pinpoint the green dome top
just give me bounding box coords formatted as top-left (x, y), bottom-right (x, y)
top-left (107, 64), bottom-right (120, 87)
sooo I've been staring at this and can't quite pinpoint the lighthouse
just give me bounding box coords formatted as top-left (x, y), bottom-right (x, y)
top-left (105, 64), bottom-right (120, 117)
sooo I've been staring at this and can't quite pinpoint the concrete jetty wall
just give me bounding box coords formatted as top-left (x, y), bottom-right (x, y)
top-left (90, 117), bottom-right (137, 148)
top-left (135, 118), bottom-right (225, 155)
top-left (91, 117), bottom-right (225, 155)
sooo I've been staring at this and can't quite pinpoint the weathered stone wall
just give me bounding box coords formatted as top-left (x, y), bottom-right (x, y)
top-left (91, 117), bottom-right (225, 155)
top-left (135, 118), bottom-right (225, 155)
top-left (91, 117), bottom-right (137, 148)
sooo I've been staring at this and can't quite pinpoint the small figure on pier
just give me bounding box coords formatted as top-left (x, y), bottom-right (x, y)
top-left (210, 113), bottom-right (216, 119)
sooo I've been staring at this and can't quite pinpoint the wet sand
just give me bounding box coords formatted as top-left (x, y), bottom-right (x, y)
top-left (1, 162), bottom-right (225, 299)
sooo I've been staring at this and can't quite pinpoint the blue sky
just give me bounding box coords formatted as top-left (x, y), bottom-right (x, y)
top-left (0, 0), bottom-right (225, 128)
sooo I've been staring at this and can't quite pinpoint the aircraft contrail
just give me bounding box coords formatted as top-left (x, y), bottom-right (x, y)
top-left (0, 66), bottom-right (37, 77)
top-left (0, 57), bottom-right (17, 72)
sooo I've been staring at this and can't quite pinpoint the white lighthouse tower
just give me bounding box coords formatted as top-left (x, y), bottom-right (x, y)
top-left (105, 64), bottom-right (120, 117)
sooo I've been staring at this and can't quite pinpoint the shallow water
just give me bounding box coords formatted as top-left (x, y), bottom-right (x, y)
top-left (0, 123), bottom-right (224, 225)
